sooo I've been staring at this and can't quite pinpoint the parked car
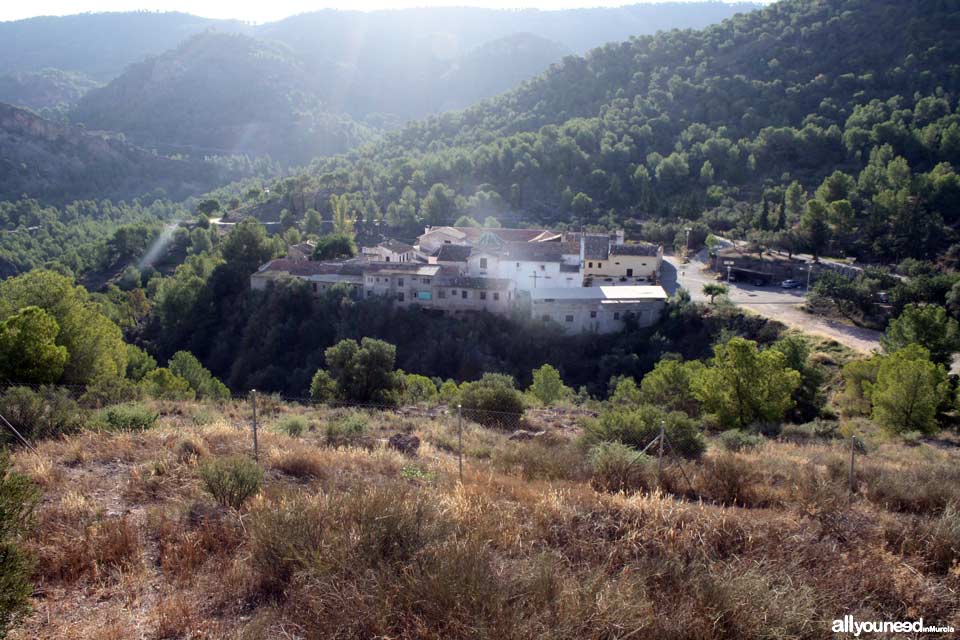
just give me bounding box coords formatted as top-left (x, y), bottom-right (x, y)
top-left (781, 279), bottom-right (801, 289)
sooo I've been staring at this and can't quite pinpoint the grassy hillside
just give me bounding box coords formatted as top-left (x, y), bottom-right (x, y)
top-left (7, 399), bottom-right (960, 638)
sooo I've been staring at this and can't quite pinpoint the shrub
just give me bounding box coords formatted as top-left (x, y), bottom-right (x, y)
top-left (99, 403), bottom-right (159, 432)
top-left (589, 442), bottom-right (655, 493)
top-left (278, 416), bottom-right (306, 438)
top-left (0, 386), bottom-right (85, 445)
top-left (582, 405), bottom-right (705, 459)
top-left (140, 368), bottom-right (195, 401)
top-left (324, 413), bottom-right (369, 446)
top-left (491, 440), bottom-right (588, 481)
top-left (79, 376), bottom-right (142, 408)
top-left (459, 373), bottom-right (525, 429)
top-left (200, 456), bottom-right (263, 510)
top-left (718, 429), bottom-right (761, 452)
top-left (272, 450), bottom-right (326, 480)
top-left (697, 452), bottom-right (759, 506)
top-left (0, 453), bottom-right (38, 638)
top-left (176, 438), bottom-right (207, 464)
top-left (921, 504), bottom-right (960, 573)
top-left (248, 494), bottom-right (327, 597)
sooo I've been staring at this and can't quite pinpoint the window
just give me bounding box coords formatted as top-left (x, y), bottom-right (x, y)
top-left (411, 277), bottom-right (417, 283)
top-left (422, 278), bottom-right (431, 284)
top-left (438, 290), bottom-right (446, 299)
top-left (516, 262), bottom-right (520, 268)
top-left (540, 264), bottom-right (546, 271)
top-left (312, 283), bottom-right (318, 292)
top-left (461, 290), bottom-right (468, 299)
top-left (385, 256), bottom-right (391, 262)
top-left (398, 278), bottom-right (404, 287)
top-left (613, 312), bottom-right (620, 320)
top-left (479, 257), bottom-right (488, 269)
top-left (588, 262), bottom-right (593, 268)
top-left (366, 290), bottom-right (372, 298)
top-left (398, 292), bottom-right (405, 302)
top-left (367, 277), bottom-right (373, 283)
top-left (598, 262), bottom-right (603, 268)
top-left (590, 311), bottom-right (597, 318)
top-left (542, 314), bottom-right (551, 321)
top-left (480, 291), bottom-right (486, 300)
top-left (451, 289), bottom-right (457, 295)
top-left (626, 268), bottom-right (633, 277)
top-left (493, 292), bottom-right (499, 301)
top-left (565, 315), bottom-right (574, 322)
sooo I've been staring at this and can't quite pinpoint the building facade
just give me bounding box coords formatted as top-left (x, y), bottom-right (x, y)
top-left (530, 286), bottom-right (668, 334)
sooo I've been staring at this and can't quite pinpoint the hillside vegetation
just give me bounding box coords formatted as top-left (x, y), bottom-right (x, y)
top-left (4, 398), bottom-right (959, 638)
top-left (273, 0), bottom-right (960, 264)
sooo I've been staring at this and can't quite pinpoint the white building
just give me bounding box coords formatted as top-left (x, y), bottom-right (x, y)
top-left (361, 239), bottom-right (417, 263)
top-left (530, 285), bottom-right (668, 334)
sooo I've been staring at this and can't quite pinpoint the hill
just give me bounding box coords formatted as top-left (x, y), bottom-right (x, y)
top-left (278, 0), bottom-right (960, 264)
top-left (70, 32), bottom-right (376, 165)
top-left (0, 12), bottom-right (242, 81)
top-left (0, 102), bottom-right (251, 204)
top-left (0, 69), bottom-right (100, 119)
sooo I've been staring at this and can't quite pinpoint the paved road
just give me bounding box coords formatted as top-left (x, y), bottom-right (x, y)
top-left (662, 255), bottom-right (882, 354)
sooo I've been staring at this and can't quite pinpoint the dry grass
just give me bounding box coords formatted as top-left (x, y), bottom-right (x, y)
top-left (7, 403), bottom-right (960, 639)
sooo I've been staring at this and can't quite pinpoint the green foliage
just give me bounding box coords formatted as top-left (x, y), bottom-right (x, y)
top-left (399, 373), bottom-right (439, 405)
top-left (139, 368), bottom-right (195, 401)
top-left (309, 369), bottom-right (337, 402)
top-left (608, 376), bottom-right (642, 406)
top-left (527, 364), bottom-right (570, 406)
top-left (0, 386), bottom-right (84, 445)
top-left (840, 356), bottom-right (881, 417)
top-left (313, 233), bottom-right (357, 261)
top-left (882, 304), bottom-right (960, 367)
top-left (168, 351), bottom-right (230, 400)
top-left (0, 453), bottom-right (38, 639)
top-left (583, 405), bottom-right (705, 459)
top-left (200, 455), bottom-right (263, 510)
top-left (0, 270), bottom-right (127, 385)
top-left (438, 379), bottom-right (461, 407)
top-left (771, 335), bottom-right (826, 422)
top-left (459, 373), bottom-right (525, 428)
top-left (693, 337), bottom-right (801, 429)
top-left (99, 403), bottom-right (159, 432)
top-left (0, 306), bottom-right (68, 384)
top-left (325, 413), bottom-right (369, 446)
top-left (867, 345), bottom-right (949, 435)
top-left (124, 344), bottom-right (157, 382)
top-left (718, 429), bottom-right (761, 452)
top-left (324, 338), bottom-right (400, 405)
top-left (639, 358), bottom-right (704, 415)
top-left (277, 416), bottom-right (306, 438)
top-left (702, 283), bottom-right (728, 304)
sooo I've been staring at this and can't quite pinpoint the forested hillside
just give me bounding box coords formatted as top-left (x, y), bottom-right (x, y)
top-left (0, 102), bottom-right (265, 204)
top-left (0, 12), bottom-right (240, 80)
top-left (274, 0), bottom-right (960, 264)
top-left (0, 69), bottom-right (100, 120)
top-left (70, 33), bottom-right (375, 165)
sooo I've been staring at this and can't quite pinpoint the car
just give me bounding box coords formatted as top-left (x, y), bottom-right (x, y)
top-left (781, 279), bottom-right (801, 289)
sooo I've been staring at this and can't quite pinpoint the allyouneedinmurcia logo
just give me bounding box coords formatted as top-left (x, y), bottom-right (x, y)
top-left (832, 615), bottom-right (955, 636)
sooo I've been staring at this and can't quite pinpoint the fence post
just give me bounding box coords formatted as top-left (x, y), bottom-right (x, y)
top-left (657, 419), bottom-right (665, 483)
top-left (457, 404), bottom-right (463, 484)
top-left (848, 435), bottom-right (856, 498)
top-left (252, 389), bottom-right (259, 463)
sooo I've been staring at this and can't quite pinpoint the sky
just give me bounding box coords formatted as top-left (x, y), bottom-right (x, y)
top-left (1, 0), bottom-right (760, 24)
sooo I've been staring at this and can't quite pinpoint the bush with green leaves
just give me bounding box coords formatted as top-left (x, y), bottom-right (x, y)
top-left (527, 364), bottom-right (571, 406)
top-left (168, 351), bottom-right (230, 401)
top-left (99, 403), bottom-right (159, 432)
top-left (0, 453), bottom-right (38, 638)
top-left (277, 416), bottom-right (306, 438)
top-left (0, 386), bottom-right (85, 446)
top-left (200, 455), bottom-right (263, 510)
top-left (582, 405), bottom-right (705, 459)
top-left (867, 344), bottom-right (949, 434)
top-left (325, 413), bottom-right (369, 446)
top-left (139, 367), bottom-right (195, 401)
top-left (718, 429), bottom-right (762, 452)
top-left (459, 373), bottom-right (526, 429)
